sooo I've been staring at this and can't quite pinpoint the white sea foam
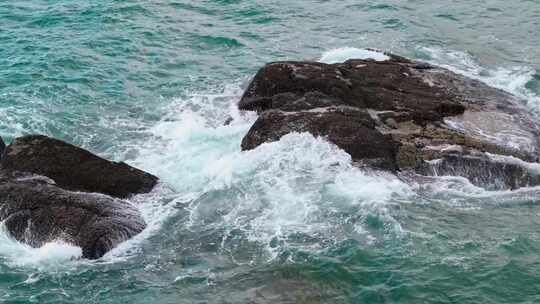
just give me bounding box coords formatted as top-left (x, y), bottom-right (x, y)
top-left (0, 223), bottom-right (81, 269)
top-left (0, 85), bottom-right (252, 267)
top-left (7, 47), bottom-right (537, 266)
top-left (98, 82), bottom-right (412, 261)
top-left (106, 50), bottom-right (536, 261)
top-left (102, 186), bottom-right (177, 262)
top-left (319, 47), bottom-right (390, 64)
top-left (411, 173), bottom-right (540, 210)
top-left (328, 169), bottom-right (410, 203)
top-left (104, 46), bottom-right (538, 260)
top-left (103, 86), bottom-right (254, 261)
top-left (187, 132), bottom-right (412, 260)
top-left (421, 47), bottom-right (540, 114)
top-left (486, 152), bottom-right (540, 174)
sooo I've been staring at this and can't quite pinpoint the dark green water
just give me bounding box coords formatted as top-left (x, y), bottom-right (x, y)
top-left (1, 1), bottom-right (540, 303)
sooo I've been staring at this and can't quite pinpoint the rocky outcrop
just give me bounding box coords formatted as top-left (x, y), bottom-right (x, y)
top-left (0, 135), bottom-right (157, 259)
top-left (1, 135), bottom-right (158, 198)
top-left (0, 171), bottom-right (146, 259)
top-left (239, 52), bottom-right (540, 190)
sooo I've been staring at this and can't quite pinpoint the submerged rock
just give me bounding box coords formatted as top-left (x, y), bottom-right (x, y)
top-left (1, 135), bottom-right (158, 198)
top-left (0, 172), bottom-right (146, 259)
top-left (239, 51), bottom-right (540, 190)
top-left (0, 135), bottom-right (157, 259)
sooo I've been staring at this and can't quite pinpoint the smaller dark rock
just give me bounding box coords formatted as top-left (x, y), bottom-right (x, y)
top-left (0, 172), bottom-right (146, 259)
top-left (1, 135), bottom-right (158, 198)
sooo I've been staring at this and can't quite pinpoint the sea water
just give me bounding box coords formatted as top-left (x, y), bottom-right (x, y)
top-left (1, 1), bottom-right (540, 303)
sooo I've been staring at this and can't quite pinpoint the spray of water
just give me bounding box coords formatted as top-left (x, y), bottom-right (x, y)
top-left (2, 47), bottom-right (539, 268)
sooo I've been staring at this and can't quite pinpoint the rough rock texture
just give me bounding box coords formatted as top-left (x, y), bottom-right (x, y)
top-left (239, 52), bottom-right (540, 190)
top-left (416, 153), bottom-right (540, 191)
top-left (0, 135), bottom-right (157, 259)
top-left (1, 135), bottom-right (158, 198)
top-left (241, 107), bottom-right (398, 170)
top-left (239, 58), bottom-right (466, 125)
top-left (0, 172), bottom-right (146, 259)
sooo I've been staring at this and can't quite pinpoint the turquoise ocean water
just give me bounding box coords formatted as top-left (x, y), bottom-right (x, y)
top-left (1, 1), bottom-right (540, 303)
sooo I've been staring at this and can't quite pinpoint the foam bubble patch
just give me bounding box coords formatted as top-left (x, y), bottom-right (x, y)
top-left (99, 80), bottom-right (415, 262)
top-left (319, 47), bottom-right (390, 64)
top-left (178, 132), bottom-right (412, 259)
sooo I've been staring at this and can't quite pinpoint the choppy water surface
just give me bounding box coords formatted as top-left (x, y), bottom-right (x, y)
top-left (1, 1), bottom-right (540, 303)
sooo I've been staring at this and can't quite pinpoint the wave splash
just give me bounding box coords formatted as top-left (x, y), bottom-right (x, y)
top-left (2, 47), bottom-right (539, 268)
top-left (0, 223), bottom-right (81, 269)
top-left (100, 82), bottom-right (412, 263)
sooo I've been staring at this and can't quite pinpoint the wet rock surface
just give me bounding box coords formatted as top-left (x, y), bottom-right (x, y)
top-left (241, 107), bottom-right (398, 170)
top-left (1, 135), bottom-right (158, 198)
top-left (0, 135), bottom-right (156, 259)
top-left (0, 172), bottom-right (146, 259)
top-left (239, 52), bottom-right (540, 190)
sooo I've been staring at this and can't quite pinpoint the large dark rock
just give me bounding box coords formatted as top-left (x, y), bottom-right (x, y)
top-left (1, 135), bottom-right (158, 198)
top-left (239, 58), bottom-right (466, 125)
top-left (239, 51), bottom-right (540, 190)
top-left (0, 172), bottom-right (146, 259)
